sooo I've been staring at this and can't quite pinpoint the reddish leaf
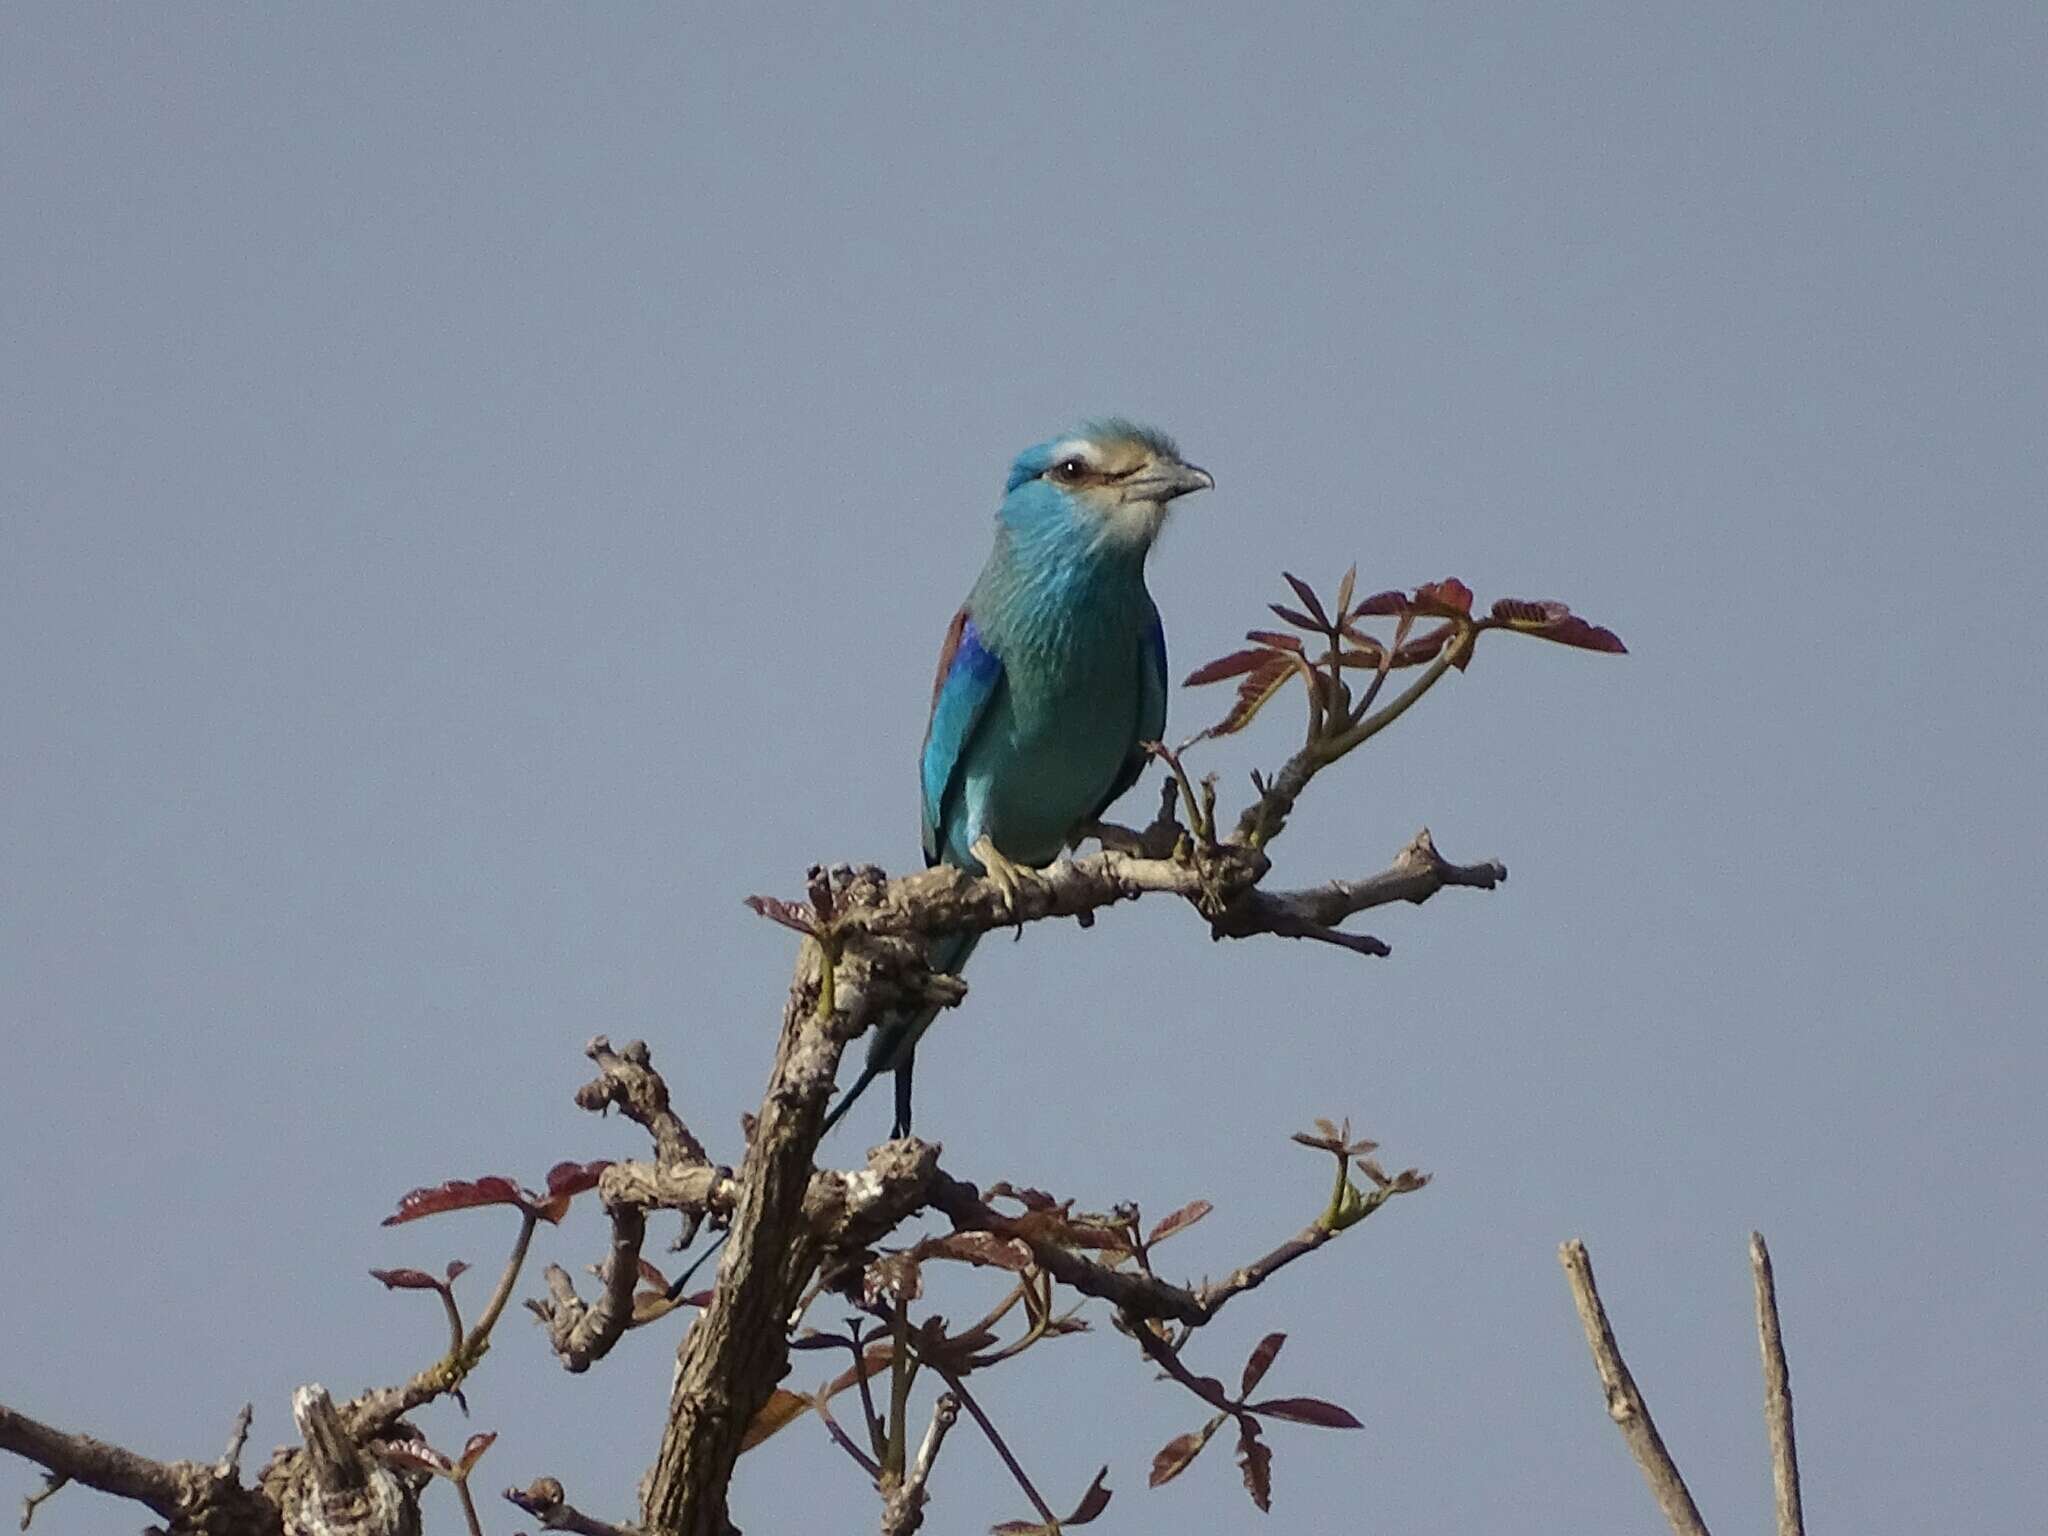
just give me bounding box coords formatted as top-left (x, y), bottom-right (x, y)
top-left (1539, 613), bottom-right (1628, 653)
top-left (1267, 602), bottom-right (1323, 631)
top-left (1350, 588), bottom-right (1409, 616)
top-left (382, 1176), bottom-right (528, 1226)
top-left (1243, 629), bottom-right (1305, 652)
top-left (990, 1522), bottom-right (1050, 1534)
top-left (545, 1159), bottom-right (610, 1199)
top-left (1237, 1422), bottom-right (1273, 1512)
top-left (915, 1231), bottom-right (1034, 1271)
top-left (533, 1159), bottom-right (611, 1223)
top-left (1185, 648), bottom-right (1281, 686)
top-left (1411, 578), bottom-right (1474, 618)
top-left (985, 1182), bottom-right (1058, 1211)
top-left (742, 894), bottom-right (817, 934)
top-left (1149, 1419), bottom-right (1220, 1488)
top-left (378, 1440), bottom-right (453, 1477)
top-left (1241, 1332), bottom-right (1286, 1397)
top-left (443, 1260), bottom-right (470, 1283)
top-left (1248, 1396), bottom-right (1365, 1429)
top-left (368, 1267), bottom-right (444, 1292)
top-left (1066, 1467), bottom-right (1113, 1525)
top-left (1193, 651), bottom-right (1302, 740)
top-left (1145, 1199), bottom-right (1213, 1246)
top-left (1280, 572), bottom-right (1331, 629)
top-left (822, 1341), bottom-right (895, 1400)
top-left (1486, 598), bottom-right (1627, 653)
top-left (1488, 597), bottom-right (1568, 626)
top-left (455, 1431), bottom-right (496, 1476)
top-left (635, 1257), bottom-right (670, 1290)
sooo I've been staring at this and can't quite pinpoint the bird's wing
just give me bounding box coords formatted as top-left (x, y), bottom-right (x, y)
top-left (921, 606), bottom-right (1006, 867)
top-left (1087, 605), bottom-right (1168, 824)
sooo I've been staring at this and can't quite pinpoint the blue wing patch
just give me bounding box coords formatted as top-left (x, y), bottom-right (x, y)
top-left (921, 608), bottom-right (1005, 866)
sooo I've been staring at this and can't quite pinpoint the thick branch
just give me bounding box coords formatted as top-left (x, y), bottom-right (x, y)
top-left (531, 1206), bottom-right (648, 1372)
top-left (575, 1037), bottom-right (707, 1170)
top-left (1559, 1241), bottom-right (1710, 1536)
top-left (642, 918), bottom-right (944, 1536)
top-left (1750, 1233), bottom-right (1804, 1536)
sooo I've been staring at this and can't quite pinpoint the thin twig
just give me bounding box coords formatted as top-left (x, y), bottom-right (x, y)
top-left (464, 1209), bottom-right (539, 1357)
top-left (937, 1372), bottom-right (1058, 1531)
top-left (454, 1478), bottom-right (486, 1536)
top-left (19, 1471), bottom-right (67, 1530)
top-left (1750, 1233), bottom-right (1804, 1536)
top-left (1558, 1240), bottom-right (1710, 1536)
top-left (505, 1477), bottom-right (643, 1536)
top-left (815, 1391), bottom-right (884, 1481)
top-left (214, 1403), bottom-right (254, 1481)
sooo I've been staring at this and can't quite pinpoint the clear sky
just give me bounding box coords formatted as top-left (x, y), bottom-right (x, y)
top-left (4, 5), bottom-right (2042, 1533)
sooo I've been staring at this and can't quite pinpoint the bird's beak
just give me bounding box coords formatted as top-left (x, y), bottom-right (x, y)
top-left (1121, 459), bottom-right (1215, 503)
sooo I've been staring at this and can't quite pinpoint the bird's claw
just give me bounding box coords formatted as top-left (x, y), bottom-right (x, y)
top-left (970, 835), bottom-right (1031, 938)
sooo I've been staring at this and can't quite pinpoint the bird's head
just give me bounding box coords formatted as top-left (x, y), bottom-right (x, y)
top-left (998, 420), bottom-right (1213, 555)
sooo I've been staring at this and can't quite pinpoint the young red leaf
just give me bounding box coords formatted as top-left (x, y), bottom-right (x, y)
top-left (1184, 648), bottom-right (1280, 687)
top-left (1149, 1424), bottom-right (1215, 1488)
top-left (914, 1231), bottom-right (1034, 1271)
top-left (378, 1440), bottom-right (453, 1477)
top-left (382, 1176), bottom-right (528, 1226)
top-left (455, 1431), bottom-right (497, 1476)
top-left (444, 1259), bottom-right (470, 1283)
top-left (1241, 1332), bottom-right (1286, 1397)
top-left (1267, 602), bottom-right (1323, 631)
top-left (368, 1267), bottom-right (444, 1292)
top-left (990, 1522), bottom-right (1052, 1534)
top-left (1192, 651), bottom-right (1302, 740)
top-left (1350, 589), bottom-right (1410, 617)
top-left (533, 1159), bottom-right (612, 1223)
top-left (1236, 1421), bottom-right (1273, 1513)
top-left (1282, 572), bottom-right (1331, 628)
top-left (1488, 597), bottom-right (1569, 626)
top-left (1145, 1199), bottom-right (1213, 1246)
top-left (985, 1182), bottom-right (1059, 1211)
top-left (742, 895), bottom-right (818, 935)
top-left (1410, 577), bottom-right (1474, 618)
top-left (1067, 1467), bottom-right (1114, 1525)
top-left (635, 1257), bottom-right (670, 1290)
top-left (1243, 629), bottom-right (1306, 653)
top-left (1537, 613), bottom-right (1628, 652)
top-left (1248, 1396), bottom-right (1365, 1429)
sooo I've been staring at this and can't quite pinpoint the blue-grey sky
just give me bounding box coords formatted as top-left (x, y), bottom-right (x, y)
top-left (4, 5), bottom-right (2042, 1533)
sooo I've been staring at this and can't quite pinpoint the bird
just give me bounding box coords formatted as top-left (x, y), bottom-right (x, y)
top-left (822, 419), bottom-right (1213, 1140)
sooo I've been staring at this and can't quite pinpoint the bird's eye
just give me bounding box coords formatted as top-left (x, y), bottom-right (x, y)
top-left (1051, 457), bottom-right (1089, 483)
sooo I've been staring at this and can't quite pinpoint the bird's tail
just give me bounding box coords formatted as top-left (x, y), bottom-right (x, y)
top-left (827, 929), bottom-right (980, 1136)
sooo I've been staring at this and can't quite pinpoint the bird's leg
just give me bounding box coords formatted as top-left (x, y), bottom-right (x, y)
top-left (1069, 819), bottom-right (1146, 855)
top-left (969, 835), bottom-right (1032, 933)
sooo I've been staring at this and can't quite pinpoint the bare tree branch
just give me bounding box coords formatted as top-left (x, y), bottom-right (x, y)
top-left (1558, 1240), bottom-right (1710, 1536)
top-left (1750, 1233), bottom-right (1805, 1536)
top-left (0, 1403), bottom-right (188, 1523)
top-left (879, 1394), bottom-right (956, 1536)
top-left (530, 1206), bottom-right (648, 1372)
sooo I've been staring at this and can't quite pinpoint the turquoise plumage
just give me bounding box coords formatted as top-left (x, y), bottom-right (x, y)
top-left (826, 420), bottom-right (1211, 1138)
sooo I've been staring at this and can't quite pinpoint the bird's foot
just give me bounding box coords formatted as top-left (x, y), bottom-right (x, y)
top-left (970, 835), bottom-right (1032, 937)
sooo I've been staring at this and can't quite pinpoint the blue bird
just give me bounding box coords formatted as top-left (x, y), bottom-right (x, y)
top-left (824, 420), bottom-right (1213, 1139)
